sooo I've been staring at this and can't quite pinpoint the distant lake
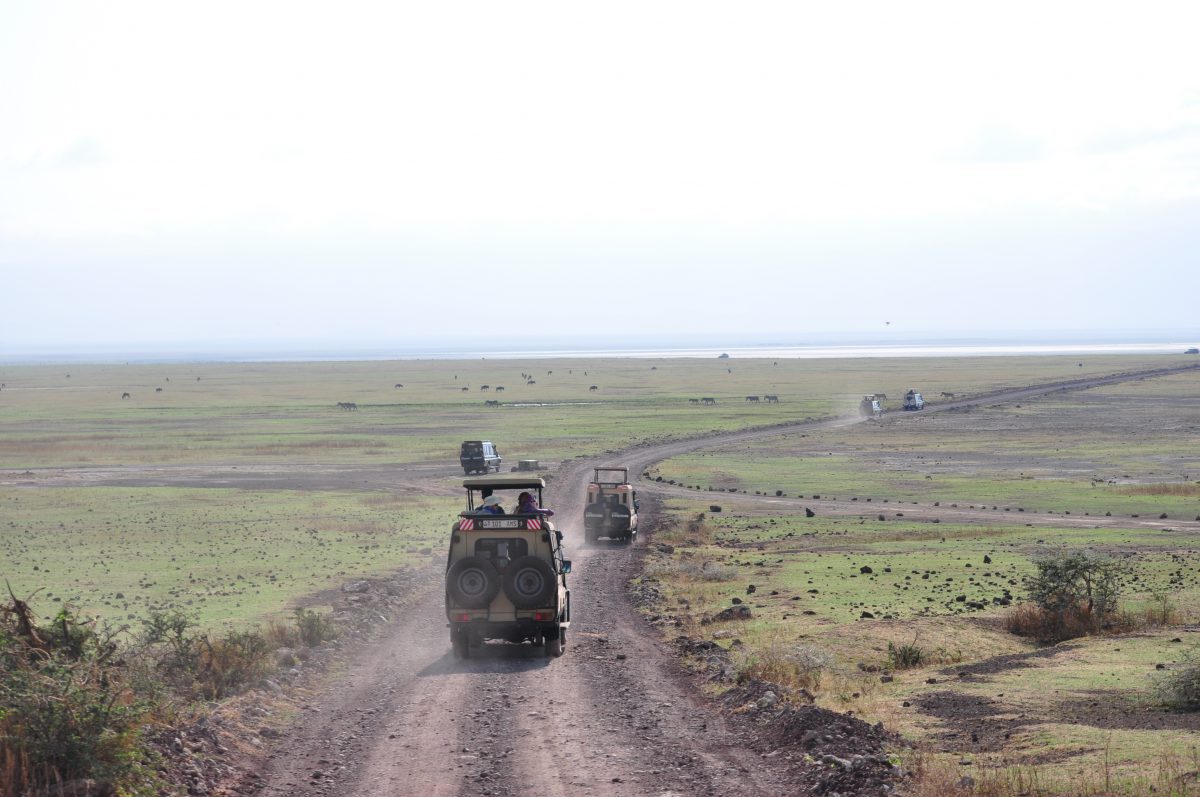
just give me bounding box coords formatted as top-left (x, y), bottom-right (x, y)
top-left (5, 339), bottom-right (1196, 364)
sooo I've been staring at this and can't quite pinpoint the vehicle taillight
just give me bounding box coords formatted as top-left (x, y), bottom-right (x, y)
top-left (534, 612), bottom-right (551, 621)
top-left (454, 613), bottom-right (472, 622)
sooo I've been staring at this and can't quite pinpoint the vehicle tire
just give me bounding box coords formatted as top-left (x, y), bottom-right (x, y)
top-left (503, 556), bottom-right (557, 609)
top-left (544, 626), bottom-right (565, 657)
top-left (451, 627), bottom-right (470, 659)
top-left (446, 556), bottom-right (501, 609)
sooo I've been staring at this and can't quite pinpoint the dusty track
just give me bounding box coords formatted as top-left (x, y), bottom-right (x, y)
top-left (242, 455), bottom-right (791, 796)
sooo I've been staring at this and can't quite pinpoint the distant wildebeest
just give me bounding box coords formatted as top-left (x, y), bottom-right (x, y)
top-left (394, 383), bottom-right (403, 389)
top-left (940, 392), bottom-right (955, 398)
top-left (495, 386), bottom-right (505, 392)
top-left (701, 397), bottom-right (716, 405)
top-left (547, 370), bottom-right (553, 375)
top-left (481, 385), bottom-right (490, 391)
top-left (121, 392), bottom-right (130, 399)
top-left (688, 398), bottom-right (699, 404)
top-left (461, 387), bottom-right (469, 392)
top-left (155, 387), bottom-right (163, 393)
top-left (527, 380), bottom-right (536, 385)
top-left (745, 395), bottom-right (759, 402)
top-left (764, 394), bottom-right (779, 403)
top-left (589, 385), bottom-right (598, 391)
top-left (336, 401), bottom-right (358, 411)
top-left (165, 377), bottom-right (170, 382)
top-left (484, 400), bottom-right (500, 407)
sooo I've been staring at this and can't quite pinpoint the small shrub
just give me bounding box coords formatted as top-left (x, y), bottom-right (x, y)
top-left (1011, 550), bottom-right (1127, 641)
top-left (887, 637), bottom-right (925, 670)
top-left (293, 608), bottom-right (338, 647)
top-left (265, 617), bottom-right (301, 649)
top-left (194, 629), bottom-right (271, 699)
top-left (1, 598), bottom-right (149, 795)
top-left (1158, 649), bottom-right (1200, 710)
top-left (733, 640), bottom-right (831, 692)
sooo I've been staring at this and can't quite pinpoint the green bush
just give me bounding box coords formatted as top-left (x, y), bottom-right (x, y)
top-left (294, 608), bottom-right (338, 647)
top-left (887, 638), bottom-right (925, 670)
top-left (1, 601), bottom-right (148, 795)
top-left (1158, 649), bottom-right (1200, 710)
top-left (1011, 551), bottom-right (1127, 642)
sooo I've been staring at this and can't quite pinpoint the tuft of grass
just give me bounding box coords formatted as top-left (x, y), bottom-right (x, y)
top-left (732, 639), bottom-right (831, 692)
top-left (886, 636), bottom-right (925, 670)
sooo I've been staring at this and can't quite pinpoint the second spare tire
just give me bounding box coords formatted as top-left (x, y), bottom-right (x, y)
top-left (503, 556), bottom-right (557, 609)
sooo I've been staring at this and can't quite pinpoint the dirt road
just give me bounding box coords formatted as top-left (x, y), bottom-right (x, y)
top-left (242, 454), bottom-right (791, 797)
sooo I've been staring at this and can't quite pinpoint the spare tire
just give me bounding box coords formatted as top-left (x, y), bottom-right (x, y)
top-left (503, 556), bottom-right (557, 609)
top-left (446, 556), bottom-right (500, 609)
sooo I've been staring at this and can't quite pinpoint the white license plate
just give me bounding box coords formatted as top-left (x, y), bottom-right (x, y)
top-left (479, 519), bottom-right (521, 529)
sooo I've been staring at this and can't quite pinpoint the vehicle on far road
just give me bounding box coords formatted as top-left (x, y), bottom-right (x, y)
top-left (903, 390), bottom-right (925, 410)
top-left (445, 475), bottom-right (571, 658)
top-left (460, 440), bottom-right (501, 474)
top-left (1186, 347), bottom-right (1199, 355)
top-left (584, 466), bottom-right (639, 544)
top-left (859, 394), bottom-right (882, 417)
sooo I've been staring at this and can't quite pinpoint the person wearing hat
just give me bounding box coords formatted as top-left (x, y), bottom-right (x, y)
top-left (478, 494), bottom-right (505, 515)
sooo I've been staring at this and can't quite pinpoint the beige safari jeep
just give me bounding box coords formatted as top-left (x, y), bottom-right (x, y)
top-left (445, 475), bottom-right (571, 658)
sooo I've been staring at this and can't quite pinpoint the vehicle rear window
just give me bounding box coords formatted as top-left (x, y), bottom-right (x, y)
top-left (474, 538), bottom-right (529, 561)
top-left (462, 443), bottom-right (482, 454)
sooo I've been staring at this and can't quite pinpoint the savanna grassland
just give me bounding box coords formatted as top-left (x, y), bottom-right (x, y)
top-left (2, 353), bottom-right (1199, 795)
top-left (643, 365), bottom-right (1200, 793)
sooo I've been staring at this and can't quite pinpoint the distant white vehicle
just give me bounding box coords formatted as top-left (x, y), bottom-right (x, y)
top-left (903, 390), bottom-right (924, 411)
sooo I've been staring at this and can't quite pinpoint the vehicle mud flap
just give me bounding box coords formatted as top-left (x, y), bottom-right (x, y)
top-left (446, 556), bottom-right (501, 609)
top-left (451, 627), bottom-right (470, 659)
top-left (544, 625), bottom-right (564, 657)
top-left (502, 556), bottom-right (557, 609)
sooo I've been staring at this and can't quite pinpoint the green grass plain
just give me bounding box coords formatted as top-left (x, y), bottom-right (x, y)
top-left (641, 364), bottom-right (1200, 792)
top-left (3, 353), bottom-right (1200, 791)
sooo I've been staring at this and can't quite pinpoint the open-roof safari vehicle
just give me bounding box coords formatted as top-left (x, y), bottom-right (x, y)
top-left (445, 475), bottom-right (571, 658)
top-left (584, 466), bottom-right (639, 544)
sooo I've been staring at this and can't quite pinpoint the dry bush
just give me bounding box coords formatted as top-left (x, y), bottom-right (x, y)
top-left (1118, 483), bottom-right (1200, 497)
top-left (1005, 603), bottom-right (1099, 643)
top-left (644, 558), bottom-right (737, 582)
top-left (732, 639), bottom-right (831, 692)
top-left (265, 617), bottom-right (301, 649)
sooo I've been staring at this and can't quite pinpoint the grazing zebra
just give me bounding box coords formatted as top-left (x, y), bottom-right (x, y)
top-left (336, 401), bottom-right (358, 411)
top-left (764, 394), bottom-right (779, 403)
top-left (394, 383), bottom-right (404, 389)
top-left (745, 395), bottom-right (759, 402)
top-left (701, 397), bottom-right (716, 405)
top-left (688, 398), bottom-right (699, 404)
top-left (481, 385), bottom-right (490, 391)
top-left (484, 400), bottom-right (500, 407)
top-left (495, 386), bottom-right (505, 392)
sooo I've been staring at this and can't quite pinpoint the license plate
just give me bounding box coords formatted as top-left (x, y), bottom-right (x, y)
top-left (479, 519), bottom-right (521, 529)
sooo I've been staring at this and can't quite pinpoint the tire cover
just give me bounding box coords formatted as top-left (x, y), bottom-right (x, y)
top-left (503, 556), bottom-right (558, 609)
top-left (446, 556), bottom-right (500, 609)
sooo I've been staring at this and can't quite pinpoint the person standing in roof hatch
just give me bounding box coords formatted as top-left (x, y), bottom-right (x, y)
top-left (516, 491), bottom-right (553, 517)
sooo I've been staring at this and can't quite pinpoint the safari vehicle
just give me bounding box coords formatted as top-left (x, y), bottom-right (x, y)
top-left (859, 394), bottom-right (882, 417)
top-left (903, 389), bottom-right (925, 411)
top-left (459, 440), bottom-right (501, 474)
top-left (445, 475), bottom-right (571, 658)
top-left (584, 466), bottom-right (639, 544)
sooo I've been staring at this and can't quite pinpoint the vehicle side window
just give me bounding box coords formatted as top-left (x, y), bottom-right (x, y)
top-left (474, 538), bottom-right (529, 561)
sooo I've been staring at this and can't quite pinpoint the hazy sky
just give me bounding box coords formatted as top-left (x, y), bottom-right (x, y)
top-left (3, 1), bottom-right (1199, 353)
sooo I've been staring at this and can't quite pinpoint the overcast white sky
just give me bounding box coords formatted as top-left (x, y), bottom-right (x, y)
top-left (2, 1), bottom-right (1199, 354)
